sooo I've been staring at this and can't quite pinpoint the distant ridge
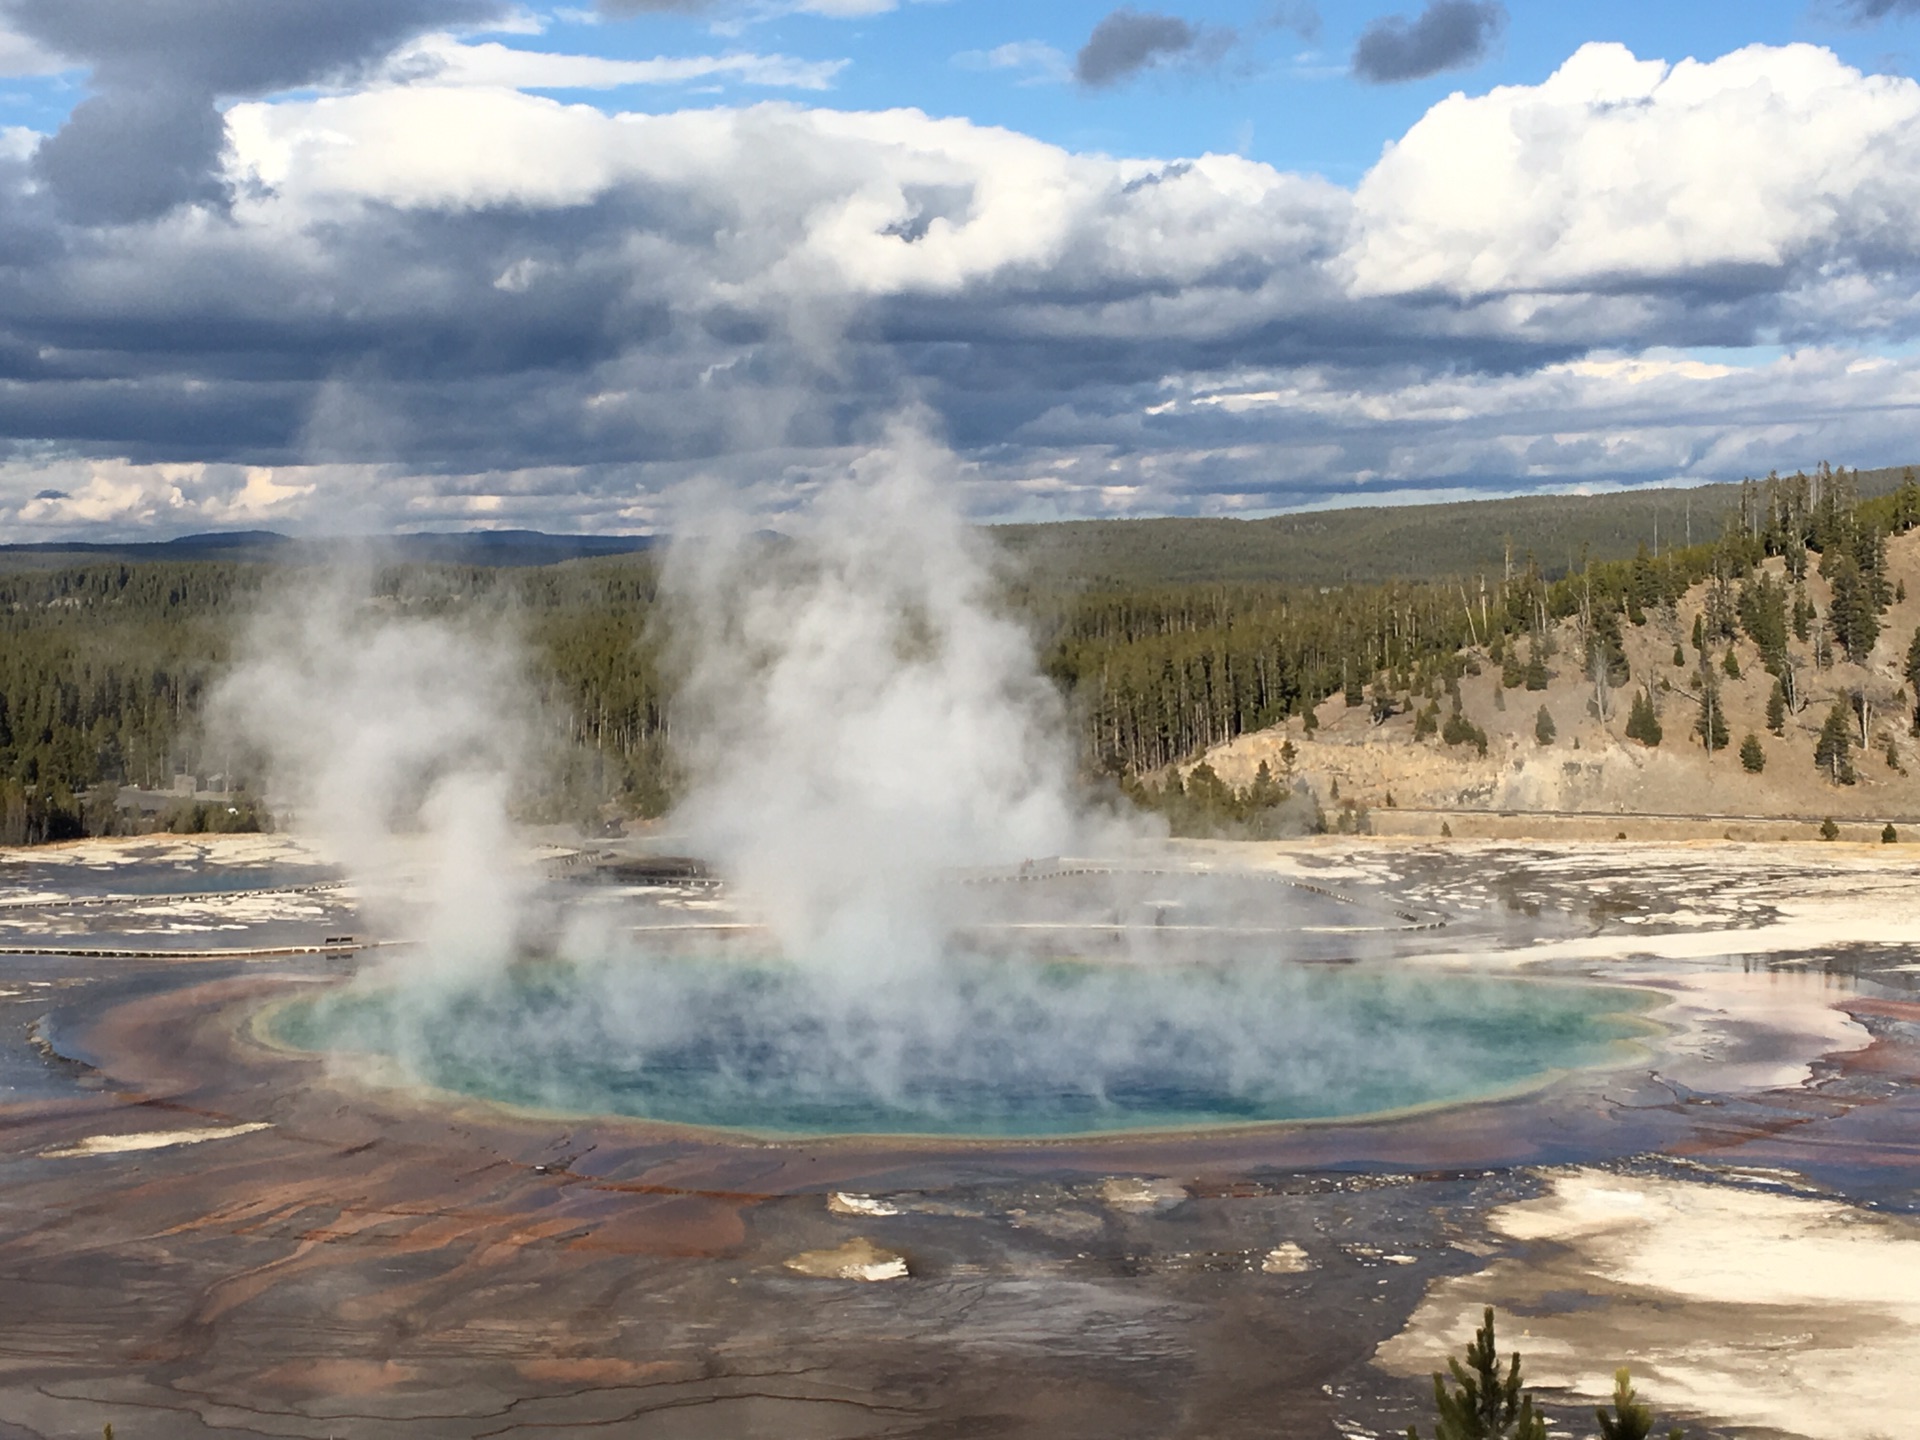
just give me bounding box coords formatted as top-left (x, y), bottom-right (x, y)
top-left (6, 462), bottom-right (1917, 586)
top-left (995, 462), bottom-right (1920, 589)
top-left (0, 529), bottom-right (655, 570)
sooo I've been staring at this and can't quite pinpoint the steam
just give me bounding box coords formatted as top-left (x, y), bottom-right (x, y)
top-left (222, 430), bottom-right (1569, 1133)
top-left (213, 449), bottom-right (1641, 1135)
top-left (660, 420), bottom-right (1086, 976)
top-left (207, 563), bottom-right (538, 977)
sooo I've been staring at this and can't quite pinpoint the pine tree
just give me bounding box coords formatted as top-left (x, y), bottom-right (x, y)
top-left (1695, 673), bottom-right (1729, 753)
top-left (1594, 1368), bottom-right (1683, 1440)
top-left (1534, 706), bottom-right (1555, 745)
top-left (1906, 628), bottom-right (1920, 732)
top-left (1821, 816), bottom-right (1841, 841)
top-left (1766, 679), bottom-right (1787, 735)
top-left (1884, 823), bottom-right (1900, 844)
top-left (1524, 640), bottom-right (1548, 692)
top-left (1739, 732), bottom-right (1765, 773)
top-left (1407, 1308), bottom-right (1547, 1440)
top-left (1671, 644), bottom-right (1685, 668)
top-left (1793, 584), bottom-right (1814, 642)
top-left (1625, 689), bottom-right (1663, 747)
top-left (1815, 697), bottom-right (1857, 784)
top-left (1827, 554), bottom-right (1881, 661)
top-left (1737, 572), bottom-right (1790, 673)
top-left (1722, 648), bottom-right (1741, 679)
top-left (1247, 759), bottom-right (1282, 809)
top-left (1443, 709), bottom-right (1489, 756)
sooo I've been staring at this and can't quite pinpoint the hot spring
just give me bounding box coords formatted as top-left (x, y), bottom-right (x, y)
top-left (270, 870), bottom-right (1658, 1140)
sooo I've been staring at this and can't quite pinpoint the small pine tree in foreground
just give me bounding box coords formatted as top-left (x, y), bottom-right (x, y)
top-left (1408, 1307), bottom-right (1545, 1440)
top-left (1412, 1313), bottom-right (1686, 1440)
top-left (1535, 706), bottom-right (1555, 745)
top-left (1884, 823), bottom-right (1899, 844)
top-left (1739, 732), bottom-right (1765, 773)
top-left (1821, 816), bottom-right (1841, 841)
top-left (1595, 1368), bottom-right (1683, 1440)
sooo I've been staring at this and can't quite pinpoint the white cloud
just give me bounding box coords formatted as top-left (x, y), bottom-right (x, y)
top-left (1348, 41), bottom-right (1920, 300)
top-left (4, 460), bottom-right (320, 532)
top-left (23, 38), bottom-right (1920, 530)
top-left (953, 40), bottom-right (1071, 85)
top-left (225, 87), bottom-right (1341, 303)
top-left (382, 32), bottom-right (845, 91)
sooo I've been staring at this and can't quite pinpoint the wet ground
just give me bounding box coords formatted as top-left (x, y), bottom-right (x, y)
top-left (3, 836), bottom-right (1919, 1440)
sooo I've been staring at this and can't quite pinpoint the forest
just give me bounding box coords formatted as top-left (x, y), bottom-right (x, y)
top-left (3, 464), bottom-right (1917, 845)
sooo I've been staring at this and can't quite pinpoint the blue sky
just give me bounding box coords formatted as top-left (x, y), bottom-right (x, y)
top-left (496, 1), bottom-right (1920, 179)
top-left (5, 0), bottom-right (1920, 535)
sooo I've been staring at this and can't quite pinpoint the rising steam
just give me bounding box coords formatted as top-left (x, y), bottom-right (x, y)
top-left (660, 421), bottom-right (1087, 976)
top-left (207, 563), bottom-right (539, 978)
top-left (229, 432), bottom-right (1555, 1133)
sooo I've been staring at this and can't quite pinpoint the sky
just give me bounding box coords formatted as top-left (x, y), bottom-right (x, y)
top-left (6, 0), bottom-right (1920, 537)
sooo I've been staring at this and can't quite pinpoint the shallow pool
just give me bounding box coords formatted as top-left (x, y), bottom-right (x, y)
top-left (274, 953), bottom-right (1656, 1139)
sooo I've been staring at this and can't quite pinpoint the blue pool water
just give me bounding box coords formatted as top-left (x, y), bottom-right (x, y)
top-left (273, 954), bottom-right (1655, 1139)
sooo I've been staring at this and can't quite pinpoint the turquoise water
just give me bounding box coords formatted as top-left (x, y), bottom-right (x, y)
top-left (274, 955), bottom-right (1653, 1139)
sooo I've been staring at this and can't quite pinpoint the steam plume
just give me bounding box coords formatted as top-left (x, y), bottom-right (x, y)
top-left (660, 420), bottom-right (1087, 976)
top-left (207, 563), bottom-right (537, 976)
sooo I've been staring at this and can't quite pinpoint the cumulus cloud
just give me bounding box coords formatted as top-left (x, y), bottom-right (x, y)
top-left (1347, 42), bottom-right (1920, 301)
top-left (6, 39), bottom-right (1920, 531)
top-left (0, 0), bottom-right (507, 221)
top-left (1075, 9), bottom-right (1199, 88)
top-left (1351, 0), bottom-right (1504, 84)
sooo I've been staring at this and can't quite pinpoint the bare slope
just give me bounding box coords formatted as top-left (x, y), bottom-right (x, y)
top-left (1198, 531), bottom-right (1920, 834)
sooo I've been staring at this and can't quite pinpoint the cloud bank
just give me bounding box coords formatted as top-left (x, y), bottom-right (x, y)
top-left (5, 36), bottom-right (1920, 535)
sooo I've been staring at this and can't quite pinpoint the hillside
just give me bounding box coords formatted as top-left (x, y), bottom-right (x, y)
top-left (996, 463), bottom-right (1920, 590)
top-left (1193, 530), bottom-right (1920, 837)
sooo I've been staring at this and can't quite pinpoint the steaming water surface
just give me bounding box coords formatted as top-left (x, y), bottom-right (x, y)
top-left (274, 954), bottom-right (1655, 1138)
